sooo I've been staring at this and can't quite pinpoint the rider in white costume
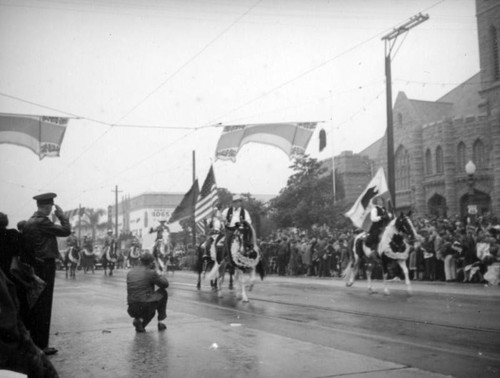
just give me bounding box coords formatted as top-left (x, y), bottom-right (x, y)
top-left (221, 196), bottom-right (253, 251)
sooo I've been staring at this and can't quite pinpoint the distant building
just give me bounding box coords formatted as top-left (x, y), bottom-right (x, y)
top-left (109, 192), bottom-right (185, 240)
top-left (333, 0), bottom-right (500, 219)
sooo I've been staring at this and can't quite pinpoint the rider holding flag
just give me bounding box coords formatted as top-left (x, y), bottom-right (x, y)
top-left (365, 197), bottom-right (392, 251)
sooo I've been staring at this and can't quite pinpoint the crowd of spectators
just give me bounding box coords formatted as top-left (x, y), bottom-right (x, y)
top-left (258, 214), bottom-right (500, 286)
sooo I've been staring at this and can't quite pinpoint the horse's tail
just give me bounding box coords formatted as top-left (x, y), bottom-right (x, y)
top-left (206, 260), bottom-right (220, 281)
top-left (342, 261), bottom-right (352, 279)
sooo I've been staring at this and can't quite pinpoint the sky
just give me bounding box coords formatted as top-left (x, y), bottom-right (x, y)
top-left (0, 0), bottom-right (479, 226)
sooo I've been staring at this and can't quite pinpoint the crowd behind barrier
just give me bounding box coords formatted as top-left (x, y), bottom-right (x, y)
top-left (256, 214), bottom-right (500, 286)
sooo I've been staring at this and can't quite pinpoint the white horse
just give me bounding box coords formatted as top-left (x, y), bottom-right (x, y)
top-left (207, 221), bottom-right (265, 302)
top-left (344, 212), bottom-right (419, 295)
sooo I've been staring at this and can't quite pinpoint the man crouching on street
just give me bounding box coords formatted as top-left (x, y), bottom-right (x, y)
top-left (126, 252), bottom-right (168, 333)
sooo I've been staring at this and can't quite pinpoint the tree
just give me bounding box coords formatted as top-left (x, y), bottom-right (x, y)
top-left (269, 155), bottom-right (335, 230)
top-left (80, 208), bottom-right (107, 244)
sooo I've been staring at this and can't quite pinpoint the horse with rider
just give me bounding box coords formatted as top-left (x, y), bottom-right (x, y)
top-left (102, 229), bottom-right (118, 276)
top-left (206, 196), bottom-right (265, 302)
top-left (344, 197), bottom-right (421, 295)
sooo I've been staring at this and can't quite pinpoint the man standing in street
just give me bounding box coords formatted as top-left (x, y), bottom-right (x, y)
top-left (23, 192), bottom-right (71, 355)
top-left (126, 252), bottom-right (169, 333)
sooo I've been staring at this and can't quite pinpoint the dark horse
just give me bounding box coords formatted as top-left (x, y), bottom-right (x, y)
top-left (102, 240), bottom-right (118, 276)
top-left (344, 211), bottom-right (419, 295)
top-left (196, 233), bottom-right (233, 291)
top-left (64, 246), bottom-right (80, 279)
top-left (207, 221), bottom-right (265, 302)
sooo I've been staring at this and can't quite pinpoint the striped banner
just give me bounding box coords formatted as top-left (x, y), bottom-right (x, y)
top-left (215, 122), bottom-right (317, 162)
top-left (0, 113), bottom-right (69, 159)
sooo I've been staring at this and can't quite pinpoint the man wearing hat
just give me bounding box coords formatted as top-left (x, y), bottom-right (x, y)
top-left (220, 195), bottom-right (253, 253)
top-left (126, 252), bottom-right (169, 333)
top-left (23, 192), bottom-right (71, 355)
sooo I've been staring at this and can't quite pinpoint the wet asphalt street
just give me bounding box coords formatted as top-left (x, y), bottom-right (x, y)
top-left (46, 268), bottom-right (500, 378)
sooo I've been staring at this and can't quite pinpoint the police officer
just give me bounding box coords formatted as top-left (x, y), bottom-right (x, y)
top-left (23, 192), bottom-right (71, 355)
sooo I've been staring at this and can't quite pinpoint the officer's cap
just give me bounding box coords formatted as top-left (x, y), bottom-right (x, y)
top-left (232, 195), bottom-right (243, 202)
top-left (33, 192), bottom-right (57, 205)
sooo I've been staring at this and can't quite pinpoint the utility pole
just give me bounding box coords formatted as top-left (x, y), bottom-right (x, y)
top-left (112, 185), bottom-right (122, 238)
top-left (382, 13), bottom-right (429, 210)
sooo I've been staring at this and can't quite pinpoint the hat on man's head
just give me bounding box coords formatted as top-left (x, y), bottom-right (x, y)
top-left (140, 252), bottom-right (155, 265)
top-left (107, 229), bottom-right (113, 234)
top-left (33, 192), bottom-right (57, 205)
top-left (232, 195), bottom-right (243, 202)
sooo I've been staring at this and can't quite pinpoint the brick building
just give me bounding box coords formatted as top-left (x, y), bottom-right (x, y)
top-left (335, 0), bottom-right (500, 220)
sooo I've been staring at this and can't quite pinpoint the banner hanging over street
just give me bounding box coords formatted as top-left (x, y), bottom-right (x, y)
top-left (215, 122), bottom-right (317, 162)
top-left (0, 113), bottom-right (69, 159)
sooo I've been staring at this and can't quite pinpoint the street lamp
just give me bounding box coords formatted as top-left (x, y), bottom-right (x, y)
top-left (465, 160), bottom-right (477, 224)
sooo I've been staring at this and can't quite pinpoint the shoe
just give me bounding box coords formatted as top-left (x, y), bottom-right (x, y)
top-left (43, 347), bottom-right (58, 355)
top-left (158, 322), bottom-right (167, 331)
top-left (133, 318), bottom-right (145, 333)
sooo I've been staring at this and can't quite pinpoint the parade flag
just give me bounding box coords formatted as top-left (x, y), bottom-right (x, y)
top-left (168, 180), bottom-right (199, 224)
top-left (64, 207), bottom-right (86, 220)
top-left (215, 122), bottom-right (317, 162)
top-left (0, 113), bottom-right (69, 159)
top-left (195, 166), bottom-right (218, 225)
top-left (344, 168), bottom-right (390, 232)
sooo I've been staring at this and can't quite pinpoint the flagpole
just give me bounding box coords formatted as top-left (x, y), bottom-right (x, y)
top-left (78, 203), bottom-right (82, 245)
top-left (192, 150), bottom-right (197, 248)
top-left (331, 121), bottom-right (336, 203)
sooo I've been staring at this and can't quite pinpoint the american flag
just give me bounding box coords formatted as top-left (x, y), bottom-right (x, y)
top-left (195, 166), bottom-right (218, 232)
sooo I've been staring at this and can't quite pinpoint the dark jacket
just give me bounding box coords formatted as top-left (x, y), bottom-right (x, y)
top-left (127, 266), bottom-right (169, 304)
top-left (23, 211), bottom-right (71, 261)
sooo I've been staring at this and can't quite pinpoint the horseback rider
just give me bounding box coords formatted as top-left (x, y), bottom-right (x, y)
top-left (150, 220), bottom-right (169, 242)
top-left (221, 195), bottom-right (253, 252)
top-left (66, 230), bottom-right (79, 250)
top-left (365, 197), bottom-right (392, 251)
top-left (203, 207), bottom-right (223, 259)
top-left (103, 229), bottom-right (117, 258)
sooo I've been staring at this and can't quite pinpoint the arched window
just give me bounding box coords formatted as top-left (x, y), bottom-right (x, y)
top-left (473, 139), bottom-right (486, 168)
top-left (457, 142), bottom-right (466, 173)
top-left (492, 26), bottom-right (500, 81)
top-left (395, 146), bottom-right (410, 191)
top-left (425, 148), bottom-right (432, 175)
top-left (435, 146), bottom-right (444, 174)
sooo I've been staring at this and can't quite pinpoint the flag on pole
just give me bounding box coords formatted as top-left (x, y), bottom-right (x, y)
top-left (344, 168), bottom-right (390, 232)
top-left (215, 122), bottom-right (317, 162)
top-left (168, 180), bottom-right (199, 224)
top-left (195, 166), bottom-right (218, 228)
top-left (64, 207), bottom-right (86, 220)
top-left (0, 113), bottom-right (69, 159)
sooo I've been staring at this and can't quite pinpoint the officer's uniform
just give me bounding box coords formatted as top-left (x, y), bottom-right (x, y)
top-left (23, 192), bottom-right (71, 353)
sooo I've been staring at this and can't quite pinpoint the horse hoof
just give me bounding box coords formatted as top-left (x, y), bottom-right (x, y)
top-left (248, 284), bottom-right (254, 292)
top-left (368, 288), bottom-right (377, 294)
top-left (346, 282), bottom-right (353, 287)
top-left (383, 289), bottom-right (390, 296)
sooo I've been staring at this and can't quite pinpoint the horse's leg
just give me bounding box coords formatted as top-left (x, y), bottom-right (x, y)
top-left (398, 259), bottom-right (412, 296)
top-left (366, 258), bottom-right (375, 294)
top-left (248, 268), bottom-right (256, 292)
top-left (229, 273), bottom-right (234, 290)
top-left (217, 262), bottom-right (226, 298)
top-left (381, 255), bottom-right (390, 296)
top-left (240, 271), bottom-right (249, 302)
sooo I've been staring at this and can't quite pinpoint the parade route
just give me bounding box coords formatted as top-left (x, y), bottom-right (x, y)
top-left (47, 270), bottom-right (500, 378)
